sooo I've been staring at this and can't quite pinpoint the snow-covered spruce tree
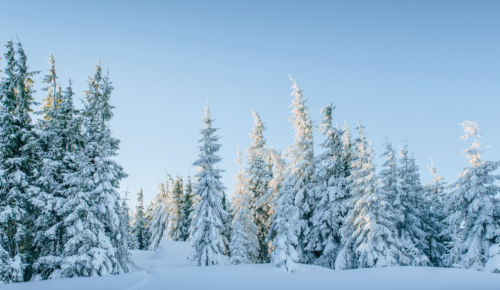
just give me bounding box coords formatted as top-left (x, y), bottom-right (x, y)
top-left (221, 188), bottom-right (232, 256)
top-left (259, 148), bottom-right (286, 256)
top-left (341, 122), bottom-right (353, 180)
top-left (58, 62), bottom-right (128, 277)
top-left (379, 135), bottom-right (401, 214)
top-left (167, 176), bottom-right (187, 241)
top-left (120, 190), bottom-right (136, 250)
top-left (30, 54), bottom-right (64, 280)
top-left (189, 105), bottom-right (228, 266)
top-left (0, 41), bottom-right (39, 283)
top-left (397, 142), bottom-right (429, 266)
top-left (305, 104), bottom-right (350, 269)
top-left (422, 160), bottom-right (447, 267)
top-left (258, 148), bottom-right (286, 222)
top-left (40, 54), bottom-right (60, 113)
top-left (133, 189), bottom-right (148, 250)
top-left (337, 122), bottom-right (406, 270)
top-left (278, 76), bottom-right (315, 263)
top-left (183, 175), bottom-right (194, 241)
top-left (148, 181), bottom-right (170, 250)
top-left (443, 121), bottom-right (500, 270)
top-left (230, 147), bottom-right (259, 265)
top-left (31, 59), bottom-right (84, 280)
top-left (268, 181), bottom-right (301, 272)
top-left (246, 110), bottom-right (272, 263)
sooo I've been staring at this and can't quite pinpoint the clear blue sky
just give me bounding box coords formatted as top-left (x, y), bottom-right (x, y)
top-left (1, 0), bottom-right (499, 208)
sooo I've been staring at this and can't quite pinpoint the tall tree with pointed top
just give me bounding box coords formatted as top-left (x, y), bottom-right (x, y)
top-left (337, 123), bottom-right (406, 270)
top-left (133, 189), bottom-right (148, 250)
top-left (58, 62), bottom-right (128, 277)
top-left (246, 110), bottom-right (272, 263)
top-left (278, 76), bottom-right (315, 263)
top-left (422, 159), bottom-right (447, 267)
top-left (40, 54), bottom-right (60, 113)
top-left (167, 175), bottom-right (187, 241)
top-left (189, 105), bottom-right (228, 266)
top-left (306, 104), bottom-right (350, 268)
top-left (397, 142), bottom-right (429, 266)
top-left (183, 175), bottom-right (194, 241)
top-left (0, 41), bottom-right (39, 283)
top-left (31, 57), bottom-right (82, 280)
top-left (444, 121), bottom-right (500, 270)
top-left (148, 180), bottom-right (169, 251)
top-left (230, 147), bottom-right (259, 264)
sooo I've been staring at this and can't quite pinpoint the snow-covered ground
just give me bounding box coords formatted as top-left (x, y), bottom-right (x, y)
top-left (4, 240), bottom-right (500, 290)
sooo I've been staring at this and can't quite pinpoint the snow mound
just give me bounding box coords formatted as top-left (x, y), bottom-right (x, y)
top-left (3, 241), bottom-right (500, 290)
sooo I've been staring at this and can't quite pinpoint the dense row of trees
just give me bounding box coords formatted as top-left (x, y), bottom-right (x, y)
top-left (0, 41), bottom-right (129, 284)
top-left (2, 39), bottom-right (499, 285)
top-left (146, 78), bottom-right (500, 273)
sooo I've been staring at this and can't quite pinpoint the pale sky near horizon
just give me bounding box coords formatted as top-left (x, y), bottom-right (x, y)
top-left (1, 0), bottom-right (499, 208)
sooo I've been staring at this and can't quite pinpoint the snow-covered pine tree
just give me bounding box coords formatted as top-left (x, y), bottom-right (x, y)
top-left (341, 122), bottom-right (353, 179)
top-left (268, 181), bottom-right (300, 272)
top-left (259, 148), bottom-right (286, 256)
top-left (443, 121), bottom-right (500, 270)
top-left (379, 135), bottom-right (401, 215)
top-left (148, 181), bottom-right (169, 250)
top-left (230, 147), bottom-right (259, 264)
top-left (167, 176), bottom-right (187, 241)
top-left (32, 55), bottom-right (84, 280)
top-left (246, 110), bottom-right (272, 263)
top-left (397, 142), bottom-right (430, 266)
top-left (422, 160), bottom-right (447, 267)
top-left (183, 175), bottom-right (194, 241)
top-left (258, 148), bottom-right (286, 223)
top-left (120, 189), bottom-right (136, 250)
top-left (30, 54), bottom-right (64, 280)
top-left (279, 76), bottom-right (315, 263)
top-left (189, 105), bottom-right (228, 266)
top-left (143, 201), bottom-right (153, 247)
top-left (133, 189), bottom-right (148, 250)
top-left (0, 41), bottom-right (39, 283)
top-left (40, 54), bottom-right (60, 112)
top-left (58, 62), bottom-right (128, 277)
top-left (306, 104), bottom-right (350, 269)
top-left (337, 122), bottom-right (406, 270)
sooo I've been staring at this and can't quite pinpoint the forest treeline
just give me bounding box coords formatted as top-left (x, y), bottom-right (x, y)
top-left (1, 40), bottom-right (499, 285)
top-left (142, 79), bottom-right (500, 273)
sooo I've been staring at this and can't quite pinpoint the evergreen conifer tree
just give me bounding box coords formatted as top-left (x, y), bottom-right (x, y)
top-left (279, 77), bottom-right (315, 263)
top-left (306, 104), bottom-right (350, 268)
top-left (167, 176), bottom-right (187, 241)
top-left (189, 105), bottom-right (228, 266)
top-left (0, 41), bottom-right (39, 283)
top-left (246, 110), bottom-right (272, 263)
top-left (443, 121), bottom-right (500, 270)
top-left (422, 160), bottom-right (447, 267)
top-left (183, 175), bottom-right (194, 241)
top-left (32, 71), bottom-right (82, 280)
top-left (120, 189), bottom-right (136, 250)
top-left (58, 62), bottom-right (128, 277)
top-left (230, 148), bottom-right (259, 264)
top-left (397, 142), bottom-right (429, 266)
top-left (133, 189), bottom-right (148, 250)
top-left (337, 122), bottom-right (406, 270)
top-left (148, 181), bottom-right (169, 250)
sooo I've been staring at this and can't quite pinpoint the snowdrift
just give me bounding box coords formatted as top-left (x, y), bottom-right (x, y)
top-left (3, 240), bottom-right (500, 290)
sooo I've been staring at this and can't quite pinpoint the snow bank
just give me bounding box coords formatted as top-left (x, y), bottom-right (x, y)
top-left (3, 240), bottom-right (500, 290)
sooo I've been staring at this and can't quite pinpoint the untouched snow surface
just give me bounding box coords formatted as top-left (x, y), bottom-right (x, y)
top-left (4, 240), bottom-right (500, 290)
